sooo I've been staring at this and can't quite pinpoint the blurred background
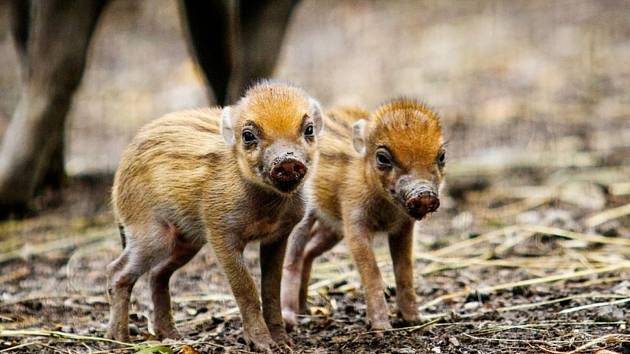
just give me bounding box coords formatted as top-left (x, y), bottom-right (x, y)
top-left (1, 0), bottom-right (628, 175)
top-left (1, 1), bottom-right (629, 353)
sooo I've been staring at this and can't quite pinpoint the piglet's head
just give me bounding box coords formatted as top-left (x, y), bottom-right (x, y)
top-left (221, 82), bottom-right (323, 195)
top-left (352, 99), bottom-right (445, 220)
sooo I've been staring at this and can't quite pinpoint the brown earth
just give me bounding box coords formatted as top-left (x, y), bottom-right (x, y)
top-left (1, 0), bottom-right (630, 353)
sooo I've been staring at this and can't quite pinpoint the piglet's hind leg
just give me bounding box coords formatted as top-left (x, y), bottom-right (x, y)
top-left (106, 242), bottom-right (144, 341)
top-left (149, 223), bottom-right (204, 339)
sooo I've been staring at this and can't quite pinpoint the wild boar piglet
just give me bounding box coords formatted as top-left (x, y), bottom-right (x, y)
top-left (282, 98), bottom-right (445, 331)
top-left (107, 81), bottom-right (323, 352)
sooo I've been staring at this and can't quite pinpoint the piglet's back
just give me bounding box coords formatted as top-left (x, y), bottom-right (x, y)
top-left (112, 108), bottom-right (228, 223)
top-left (311, 107), bottom-right (369, 218)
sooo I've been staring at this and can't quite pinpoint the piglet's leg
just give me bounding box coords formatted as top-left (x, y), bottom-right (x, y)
top-left (149, 223), bottom-right (204, 339)
top-left (345, 223), bottom-right (391, 331)
top-left (210, 235), bottom-right (275, 352)
top-left (388, 221), bottom-right (419, 323)
top-left (281, 210), bottom-right (316, 329)
top-left (106, 252), bottom-right (142, 341)
top-left (106, 224), bottom-right (154, 341)
top-left (260, 236), bottom-right (293, 349)
top-left (299, 223), bottom-right (341, 311)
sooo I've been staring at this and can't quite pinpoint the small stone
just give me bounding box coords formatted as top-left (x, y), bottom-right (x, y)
top-left (393, 347), bottom-right (415, 354)
top-left (559, 182), bottom-right (606, 211)
top-left (61, 325), bottom-right (74, 333)
top-left (516, 210), bottom-right (541, 225)
top-left (431, 347), bottom-right (442, 353)
top-left (541, 209), bottom-right (579, 230)
top-left (594, 350), bottom-right (622, 354)
top-left (449, 336), bottom-right (460, 346)
top-left (463, 301), bottom-right (481, 311)
top-left (594, 220), bottom-right (621, 237)
top-left (595, 306), bottom-right (625, 322)
top-left (185, 307), bottom-right (198, 316)
top-left (451, 211), bottom-right (474, 230)
top-left (612, 280), bottom-right (630, 296)
top-left (465, 290), bottom-right (491, 303)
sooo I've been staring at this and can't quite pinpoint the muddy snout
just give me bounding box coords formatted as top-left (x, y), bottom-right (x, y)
top-left (270, 157), bottom-right (307, 192)
top-left (405, 189), bottom-right (440, 219)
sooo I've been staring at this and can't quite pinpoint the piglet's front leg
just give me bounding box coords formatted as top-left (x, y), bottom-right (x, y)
top-left (261, 236), bottom-right (293, 349)
top-left (210, 234), bottom-right (276, 352)
top-left (388, 221), bottom-right (420, 323)
top-left (345, 223), bottom-right (391, 331)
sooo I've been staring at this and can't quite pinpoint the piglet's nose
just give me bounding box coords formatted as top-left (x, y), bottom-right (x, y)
top-left (406, 191), bottom-right (440, 219)
top-left (270, 159), bottom-right (307, 183)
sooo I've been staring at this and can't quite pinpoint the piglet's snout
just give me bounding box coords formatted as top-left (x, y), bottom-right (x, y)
top-left (405, 190), bottom-right (440, 219)
top-left (271, 159), bottom-right (307, 182)
top-left (270, 158), bottom-right (307, 192)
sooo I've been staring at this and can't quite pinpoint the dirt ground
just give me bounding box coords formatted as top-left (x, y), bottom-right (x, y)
top-left (1, 0), bottom-right (630, 353)
top-left (0, 147), bottom-right (629, 354)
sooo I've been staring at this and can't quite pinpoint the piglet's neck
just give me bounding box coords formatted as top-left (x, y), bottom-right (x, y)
top-left (243, 177), bottom-right (302, 203)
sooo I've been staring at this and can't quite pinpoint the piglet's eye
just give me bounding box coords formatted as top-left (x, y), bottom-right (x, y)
top-left (242, 130), bottom-right (257, 144)
top-left (437, 150), bottom-right (446, 167)
top-left (375, 149), bottom-right (393, 169)
top-left (304, 124), bottom-right (314, 137)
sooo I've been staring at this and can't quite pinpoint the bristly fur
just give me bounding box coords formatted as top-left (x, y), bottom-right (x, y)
top-left (372, 97), bottom-right (440, 125)
top-left (237, 82), bottom-right (312, 138)
top-left (106, 81), bottom-right (320, 347)
top-left (368, 97), bottom-right (443, 170)
top-left (281, 97), bottom-right (446, 332)
top-left (311, 98), bottom-right (443, 223)
top-left (239, 79), bottom-right (307, 107)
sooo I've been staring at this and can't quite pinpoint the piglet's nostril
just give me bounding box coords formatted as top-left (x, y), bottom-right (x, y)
top-left (270, 159), bottom-right (307, 182)
top-left (422, 195), bottom-right (440, 213)
top-left (405, 191), bottom-right (440, 218)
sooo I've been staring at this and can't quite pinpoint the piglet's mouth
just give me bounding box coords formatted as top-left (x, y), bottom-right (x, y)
top-left (272, 179), bottom-right (303, 193)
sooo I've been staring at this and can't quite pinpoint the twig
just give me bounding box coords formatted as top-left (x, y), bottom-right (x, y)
top-left (482, 197), bottom-right (550, 220)
top-left (429, 226), bottom-right (518, 257)
top-left (461, 333), bottom-right (567, 345)
top-left (566, 333), bottom-right (630, 354)
top-left (610, 182), bottom-right (630, 196)
top-left (0, 294), bottom-right (94, 308)
top-left (0, 265), bottom-right (30, 283)
top-left (518, 224), bottom-right (630, 247)
top-left (0, 342), bottom-right (41, 353)
top-left (489, 294), bottom-right (626, 313)
top-left (0, 329), bottom-right (134, 348)
top-left (177, 307), bottom-right (240, 328)
top-left (172, 293), bottom-right (233, 303)
top-left (357, 318), bottom-right (441, 336)
top-left (0, 229), bottom-right (114, 264)
top-left (419, 264), bottom-right (625, 310)
top-left (558, 297), bottom-right (630, 314)
top-left (567, 276), bottom-right (625, 288)
top-left (308, 273), bottom-right (350, 292)
top-left (584, 203), bottom-right (630, 228)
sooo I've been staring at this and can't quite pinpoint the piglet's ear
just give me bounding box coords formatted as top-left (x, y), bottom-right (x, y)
top-left (221, 107), bottom-right (236, 145)
top-left (309, 97), bottom-right (324, 136)
top-left (352, 119), bottom-right (368, 156)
